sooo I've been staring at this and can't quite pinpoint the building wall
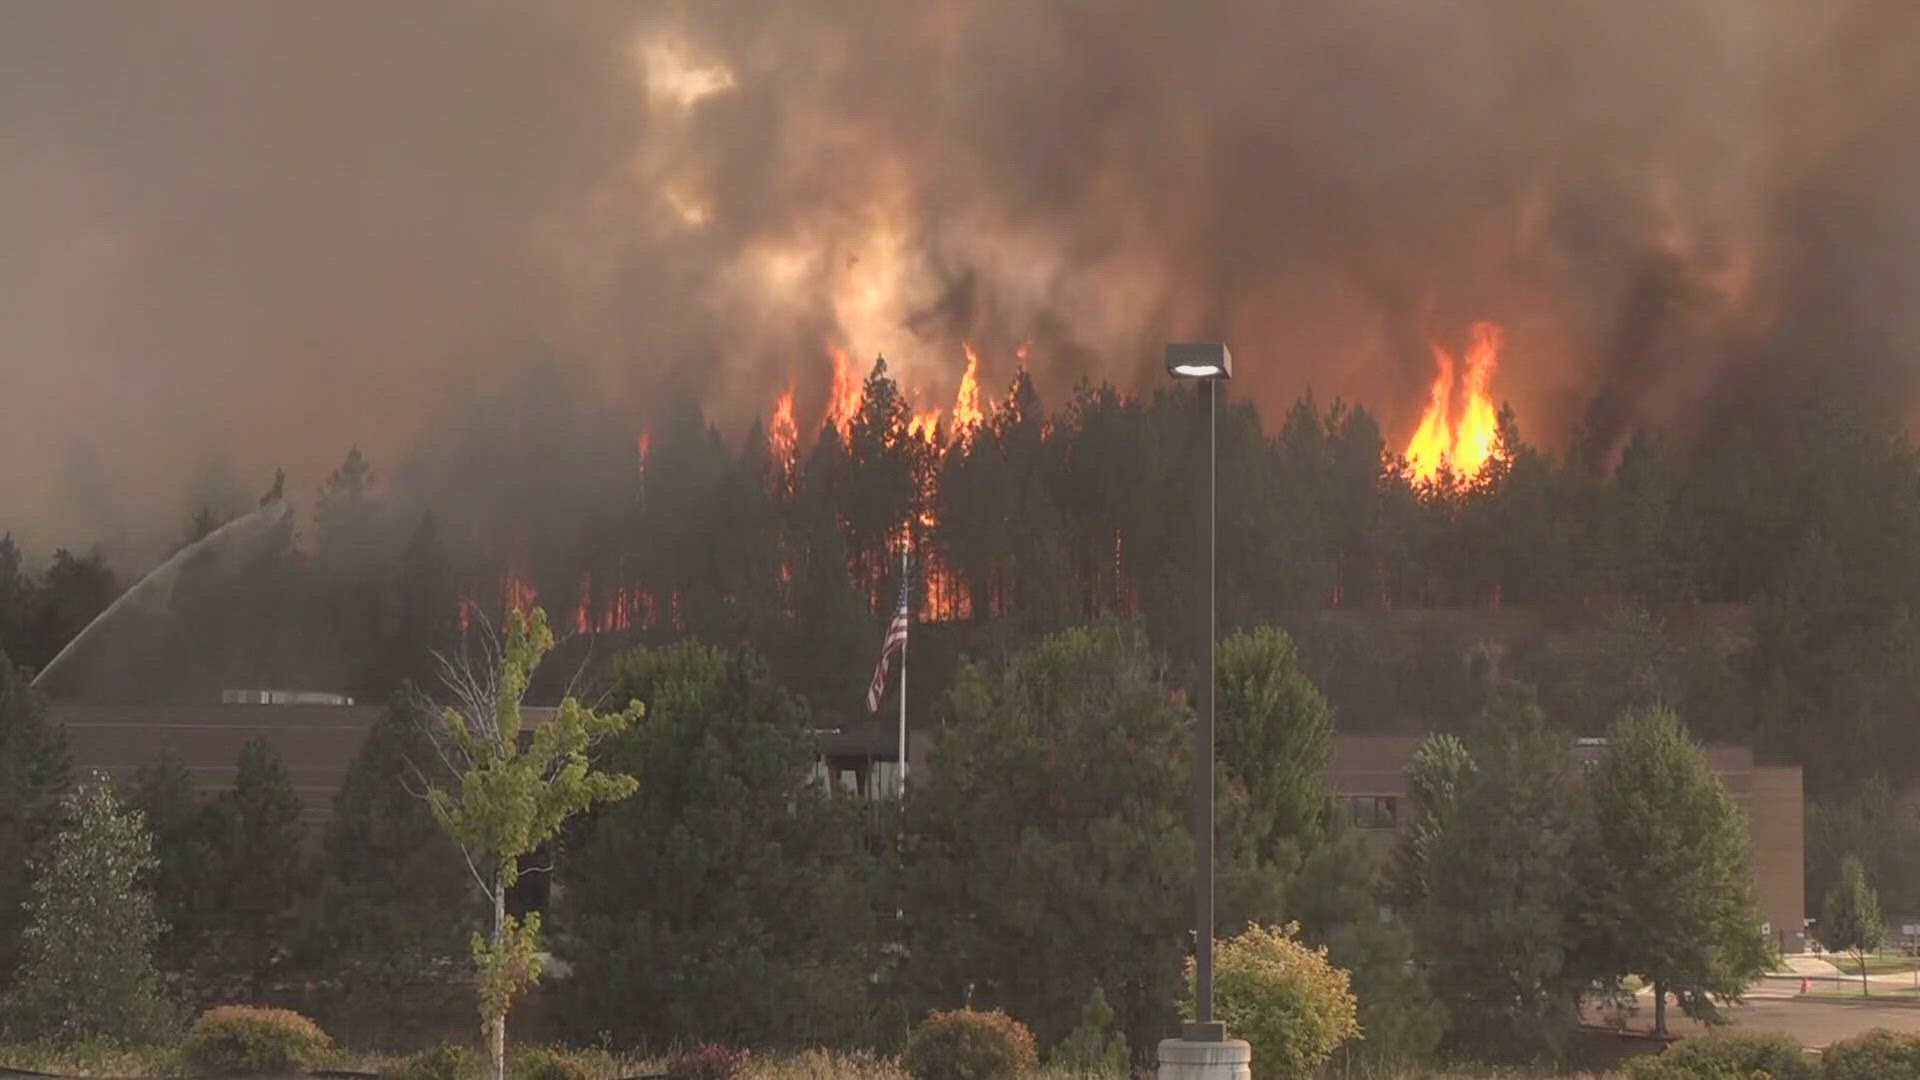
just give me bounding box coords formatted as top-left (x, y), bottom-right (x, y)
top-left (1750, 766), bottom-right (1808, 952)
top-left (1325, 735), bottom-right (1806, 952)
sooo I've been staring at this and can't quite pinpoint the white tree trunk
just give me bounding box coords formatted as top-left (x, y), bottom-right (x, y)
top-left (490, 876), bottom-right (507, 1080)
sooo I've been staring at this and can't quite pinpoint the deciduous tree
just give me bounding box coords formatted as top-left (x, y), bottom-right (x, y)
top-left (1581, 705), bottom-right (1770, 1034)
top-left (426, 608), bottom-right (639, 1080)
top-left (1, 778), bottom-right (177, 1045)
top-left (1820, 855), bottom-right (1885, 997)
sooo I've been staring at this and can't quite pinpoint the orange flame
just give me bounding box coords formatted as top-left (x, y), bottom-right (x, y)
top-left (637, 430), bottom-right (653, 475)
top-left (827, 343), bottom-right (863, 437)
top-left (504, 568), bottom-right (537, 615)
top-left (1404, 322), bottom-right (1504, 484)
top-left (952, 343), bottom-right (984, 435)
top-left (908, 407), bottom-right (943, 445)
top-left (769, 389), bottom-right (799, 487)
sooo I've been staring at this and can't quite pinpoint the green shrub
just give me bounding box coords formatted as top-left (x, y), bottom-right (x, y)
top-left (383, 1042), bottom-right (477, 1080)
top-left (1196, 922), bottom-right (1360, 1079)
top-left (665, 1043), bottom-right (747, 1080)
top-left (1625, 1059), bottom-right (1770, 1080)
top-left (180, 1006), bottom-right (331, 1076)
top-left (1822, 1028), bottom-right (1920, 1080)
top-left (1049, 986), bottom-right (1128, 1078)
top-left (1622, 1029), bottom-right (1813, 1080)
top-left (901, 1008), bottom-right (1038, 1080)
top-left (511, 1046), bottom-right (601, 1080)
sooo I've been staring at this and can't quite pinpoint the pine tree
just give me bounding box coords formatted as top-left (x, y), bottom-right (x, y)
top-left (1050, 985), bottom-right (1129, 1077)
top-left (1820, 855), bottom-right (1885, 997)
top-left (1, 778), bottom-right (177, 1045)
top-left (898, 623), bottom-right (1286, 1053)
top-left (1411, 685), bottom-right (1584, 1059)
top-left (309, 690), bottom-right (472, 973)
top-left (129, 747), bottom-right (219, 974)
top-left (1216, 626), bottom-right (1335, 860)
top-left (1581, 705), bottom-right (1770, 1034)
top-left (555, 642), bottom-right (879, 1047)
top-left (0, 652), bottom-right (71, 982)
top-left (208, 738), bottom-right (307, 995)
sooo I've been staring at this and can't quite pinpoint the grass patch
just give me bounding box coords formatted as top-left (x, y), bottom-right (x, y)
top-left (0, 1041), bottom-right (180, 1078)
top-left (1852, 952), bottom-right (1919, 975)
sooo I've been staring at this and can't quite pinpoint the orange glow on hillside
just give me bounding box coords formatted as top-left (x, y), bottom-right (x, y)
top-left (1404, 322), bottom-right (1505, 484)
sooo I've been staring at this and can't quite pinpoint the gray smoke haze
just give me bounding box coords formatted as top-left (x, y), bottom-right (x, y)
top-left (5, 0), bottom-right (1919, 559)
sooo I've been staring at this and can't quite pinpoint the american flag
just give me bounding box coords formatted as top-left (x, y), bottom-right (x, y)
top-left (866, 570), bottom-right (911, 711)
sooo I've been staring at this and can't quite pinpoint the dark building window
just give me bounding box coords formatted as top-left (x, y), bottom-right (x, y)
top-left (1339, 794), bottom-right (1399, 830)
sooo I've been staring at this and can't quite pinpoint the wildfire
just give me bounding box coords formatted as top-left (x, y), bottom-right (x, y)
top-left (952, 343), bottom-right (984, 435)
top-left (1404, 322), bottom-right (1504, 484)
top-left (769, 390), bottom-right (799, 486)
top-left (827, 343), bottom-right (864, 437)
top-left (504, 568), bottom-right (538, 615)
top-left (908, 407), bottom-right (943, 444)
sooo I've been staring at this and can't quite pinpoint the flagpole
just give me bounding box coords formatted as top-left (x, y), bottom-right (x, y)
top-left (898, 546), bottom-right (909, 799)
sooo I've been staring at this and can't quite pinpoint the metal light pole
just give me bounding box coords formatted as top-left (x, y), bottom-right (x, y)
top-left (1166, 343), bottom-right (1232, 1047)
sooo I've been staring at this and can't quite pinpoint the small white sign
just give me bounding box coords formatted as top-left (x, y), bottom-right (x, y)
top-left (1904, 924), bottom-right (1920, 937)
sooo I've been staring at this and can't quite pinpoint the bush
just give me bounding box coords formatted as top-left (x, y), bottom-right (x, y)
top-left (1823, 1028), bottom-right (1920, 1080)
top-left (1049, 986), bottom-right (1128, 1078)
top-left (1622, 1029), bottom-right (1814, 1080)
top-left (384, 1042), bottom-right (476, 1080)
top-left (511, 1046), bottom-right (602, 1080)
top-left (180, 1006), bottom-right (331, 1076)
top-left (1625, 1060), bottom-right (1771, 1080)
top-left (664, 1043), bottom-right (747, 1080)
top-left (1198, 922), bottom-right (1360, 1079)
top-left (901, 1008), bottom-right (1038, 1080)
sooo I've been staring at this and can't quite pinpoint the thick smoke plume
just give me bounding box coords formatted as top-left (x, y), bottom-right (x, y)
top-left (5, 1), bottom-right (1919, 557)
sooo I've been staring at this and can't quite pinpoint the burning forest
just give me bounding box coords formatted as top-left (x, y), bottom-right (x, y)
top-left (6, 1), bottom-right (1920, 788)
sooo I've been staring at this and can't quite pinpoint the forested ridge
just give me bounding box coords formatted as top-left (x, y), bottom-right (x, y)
top-left (9, 359), bottom-right (1916, 795)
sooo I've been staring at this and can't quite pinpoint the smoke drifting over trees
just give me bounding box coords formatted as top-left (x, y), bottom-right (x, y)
top-left (6, 1), bottom-right (1920, 556)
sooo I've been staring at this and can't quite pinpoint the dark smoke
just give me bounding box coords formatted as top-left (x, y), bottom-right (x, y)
top-left (5, 1), bottom-right (1920, 556)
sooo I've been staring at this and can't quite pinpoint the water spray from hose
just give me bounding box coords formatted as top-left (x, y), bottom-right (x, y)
top-left (31, 496), bottom-right (291, 691)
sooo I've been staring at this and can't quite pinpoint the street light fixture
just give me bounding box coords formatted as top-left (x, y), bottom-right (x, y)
top-left (1164, 343), bottom-right (1233, 1060)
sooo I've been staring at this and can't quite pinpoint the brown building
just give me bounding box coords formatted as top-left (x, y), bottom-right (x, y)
top-left (53, 703), bottom-right (1804, 952)
top-left (1327, 734), bottom-right (1806, 953)
top-left (52, 700), bottom-right (917, 835)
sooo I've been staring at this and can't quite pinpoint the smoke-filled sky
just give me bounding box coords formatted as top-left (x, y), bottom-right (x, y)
top-left (6, 0), bottom-right (1920, 559)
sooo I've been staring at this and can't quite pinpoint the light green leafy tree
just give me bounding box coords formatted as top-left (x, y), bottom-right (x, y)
top-left (1193, 922), bottom-right (1361, 1079)
top-left (426, 607), bottom-right (640, 1080)
top-left (1819, 855), bottom-right (1885, 997)
top-left (1581, 705), bottom-right (1770, 1035)
top-left (1, 776), bottom-right (178, 1045)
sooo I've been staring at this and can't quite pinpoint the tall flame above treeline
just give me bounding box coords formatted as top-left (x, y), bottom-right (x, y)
top-left (1404, 323), bottom-right (1506, 484)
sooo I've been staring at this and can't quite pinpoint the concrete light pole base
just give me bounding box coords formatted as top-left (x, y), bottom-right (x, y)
top-left (1156, 1038), bottom-right (1251, 1080)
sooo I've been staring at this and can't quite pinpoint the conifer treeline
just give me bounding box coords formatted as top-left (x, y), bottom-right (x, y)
top-left (9, 361), bottom-right (1920, 793)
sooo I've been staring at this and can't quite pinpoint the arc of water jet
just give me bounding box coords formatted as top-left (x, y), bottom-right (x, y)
top-left (30, 499), bottom-right (292, 691)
